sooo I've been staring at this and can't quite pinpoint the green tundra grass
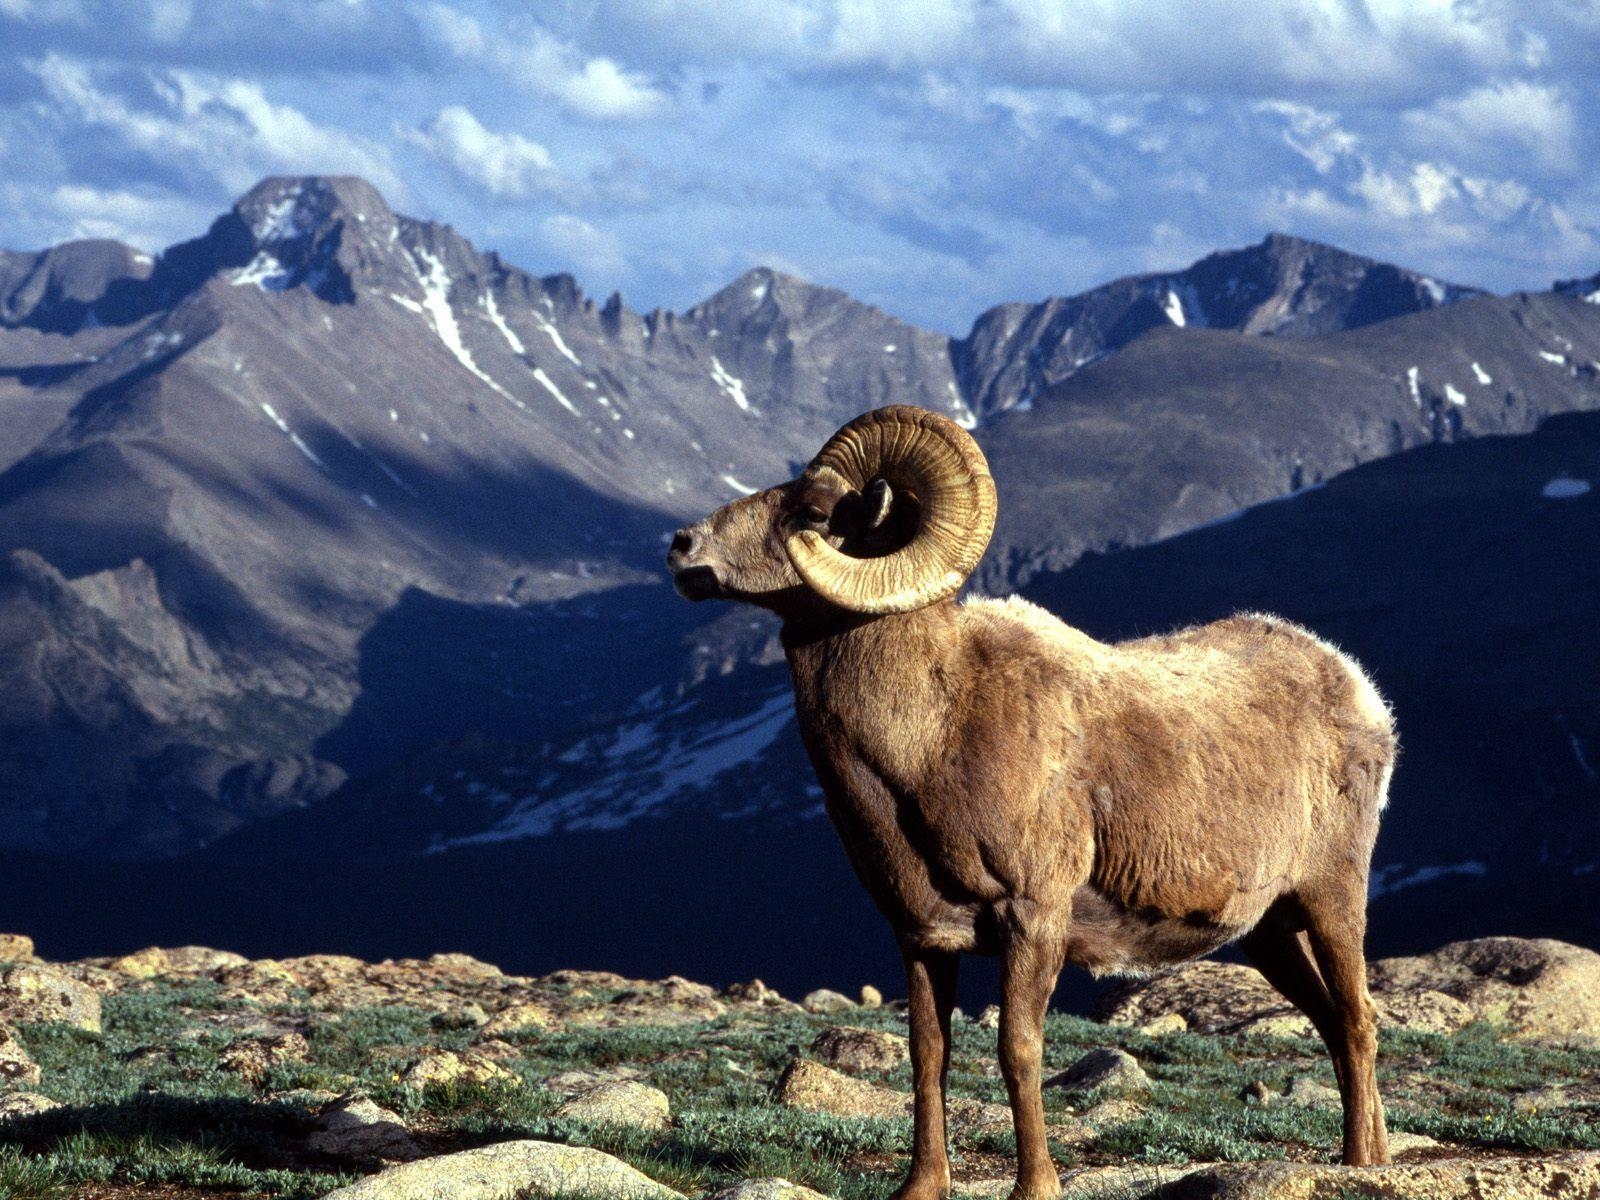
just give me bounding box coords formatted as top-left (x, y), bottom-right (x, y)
top-left (1, 975), bottom-right (1597, 1199)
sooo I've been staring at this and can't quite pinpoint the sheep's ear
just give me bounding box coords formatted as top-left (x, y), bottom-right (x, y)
top-left (863, 478), bottom-right (893, 530)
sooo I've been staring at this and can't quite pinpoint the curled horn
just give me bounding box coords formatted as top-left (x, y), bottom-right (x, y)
top-left (786, 406), bottom-right (996, 614)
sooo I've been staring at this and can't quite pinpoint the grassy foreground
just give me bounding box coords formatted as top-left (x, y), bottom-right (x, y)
top-left (2, 966), bottom-right (1598, 1200)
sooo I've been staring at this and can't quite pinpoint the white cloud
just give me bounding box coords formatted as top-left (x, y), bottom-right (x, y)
top-left (1402, 80), bottom-right (1580, 176)
top-left (539, 213), bottom-right (629, 277)
top-left (417, 3), bottom-right (669, 122)
top-left (406, 106), bottom-right (554, 199)
top-left (27, 52), bottom-right (401, 198)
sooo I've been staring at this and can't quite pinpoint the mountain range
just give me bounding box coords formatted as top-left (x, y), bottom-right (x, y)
top-left (1, 175), bottom-right (1598, 992)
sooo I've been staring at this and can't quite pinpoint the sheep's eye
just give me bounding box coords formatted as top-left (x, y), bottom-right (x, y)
top-left (798, 505), bottom-right (828, 526)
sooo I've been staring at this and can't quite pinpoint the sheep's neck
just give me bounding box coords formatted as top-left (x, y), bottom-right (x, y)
top-left (780, 602), bottom-right (958, 766)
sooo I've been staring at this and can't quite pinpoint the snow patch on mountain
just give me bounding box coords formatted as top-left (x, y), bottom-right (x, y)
top-left (232, 252), bottom-right (291, 291)
top-left (532, 368), bottom-right (578, 415)
top-left (710, 356), bottom-right (750, 411)
top-left (1542, 477), bottom-right (1591, 499)
top-left (481, 290), bottom-right (525, 355)
top-left (438, 689), bottom-right (797, 846)
top-left (408, 248), bottom-right (516, 404)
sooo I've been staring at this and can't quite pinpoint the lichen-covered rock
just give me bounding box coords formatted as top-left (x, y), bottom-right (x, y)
top-left (1097, 938), bottom-right (1600, 1045)
top-left (704, 1179), bottom-right (830, 1200)
top-left (0, 1090), bottom-right (59, 1120)
top-left (162, 945), bottom-right (249, 974)
top-left (319, 1139), bottom-right (682, 1199)
top-left (215, 959), bottom-right (299, 1004)
top-left (0, 935), bottom-right (36, 963)
top-left (555, 1079), bottom-right (672, 1130)
top-left (1281, 1074), bottom-right (1340, 1109)
top-left (106, 946), bottom-right (171, 978)
top-left (218, 1032), bottom-right (311, 1083)
top-left (0, 963), bottom-right (102, 1032)
top-left (480, 1001), bottom-right (557, 1037)
top-left (401, 1049), bottom-right (520, 1091)
top-left (723, 979), bottom-right (784, 1006)
top-left (1047, 1048), bottom-right (1150, 1094)
top-left (430, 1002), bottom-right (489, 1030)
top-left (810, 1025), bottom-right (909, 1073)
top-left (1151, 1150), bottom-right (1600, 1198)
top-left (775, 1059), bottom-right (1008, 1129)
top-left (1139, 1013), bottom-right (1188, 1037)
top-left (1096, 961), bottom-right (1288, 1035)
top-left (775, 1058), bottom-right (910, 1119)
top-left (1368, 938), bottom-right (1600, 1043)
top-left (307, 1093), bottom-right (421, 1161)
top-left (0, 1028), bottom-right (41, 1088)
top-left (426, 952), bottom-right (502, 979)
top-left (976, 1004), bottom-right (1002, 1030)
top-left (859, 985), bottom-right (883, 1008)
top-left (801, 988), bottom-right (854, 1014)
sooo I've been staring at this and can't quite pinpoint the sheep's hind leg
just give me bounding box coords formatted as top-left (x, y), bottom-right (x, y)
top-left (1301, 888), bottom-right (1391, 1167)
top-left (998, 929), bottom-right (1066, 1200)
top-left (893, 945), bottom-right (959, 1200)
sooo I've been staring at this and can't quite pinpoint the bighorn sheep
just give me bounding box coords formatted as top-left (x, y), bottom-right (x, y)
top-left (668, 406), bottom-right (1395, 1199)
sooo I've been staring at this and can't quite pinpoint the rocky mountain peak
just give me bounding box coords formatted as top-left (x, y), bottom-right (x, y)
top-left (0, 238), bottom-right (156, 332)
top-left (233, 176), bottom-right (397, 247)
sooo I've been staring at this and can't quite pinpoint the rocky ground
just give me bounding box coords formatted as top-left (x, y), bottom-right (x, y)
top-left (1, 933), bottom-right (1598, 1199)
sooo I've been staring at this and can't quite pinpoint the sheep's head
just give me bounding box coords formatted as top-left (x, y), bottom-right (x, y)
top-left (666, 405), bottom-right (996, 616)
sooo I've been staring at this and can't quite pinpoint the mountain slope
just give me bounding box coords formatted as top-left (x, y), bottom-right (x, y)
top-left (955, 232), bottom-right (1481, 419)
top-left (0, 175), bottom-right (1597, 859)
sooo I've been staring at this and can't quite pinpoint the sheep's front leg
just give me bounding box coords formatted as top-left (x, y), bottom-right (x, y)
top-left (893, 944), bottom-right (959, 1200)
top-left (999, 932), bottom-right (1065, 1200)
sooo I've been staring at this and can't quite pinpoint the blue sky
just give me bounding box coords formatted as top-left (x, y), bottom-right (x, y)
top-left (3, 0), bottom-right (1598, 332)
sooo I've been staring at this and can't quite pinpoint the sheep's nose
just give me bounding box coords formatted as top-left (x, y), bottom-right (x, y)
top-left (670, 528), bottom-right (695, 557)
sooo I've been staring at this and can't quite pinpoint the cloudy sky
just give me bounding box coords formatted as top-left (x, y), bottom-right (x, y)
top-left (3, 0), bottom-right (1598, 332)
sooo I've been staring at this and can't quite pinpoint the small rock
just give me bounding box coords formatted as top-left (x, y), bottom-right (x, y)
top-left (801, 988), bottom-right (854, 1015)
top-left (217, 1032), bottom-right (311, 1083)
top-left (161, 945), bottom-right (249, 974)
top-left (0, 1091), bottom-right (59, 1121)
top-left (402, 1049), bottom-right (521, 1091)
top-left (481, 1002), bottom-right (557, 1037)
top-left (1282, 1074), bottom-right (1341, 1109)
top-left (555, 1079), bottom-right (672, 1130)
top-left (426, 952), bottom-right (502, 978)
top-left (318, 1139), bottom-right (682, 1199)
top-left (774, 1059), bottom-right (909, 1119)
top-left (107, 947), bottom-right (170, 979)
top-left (1237, 1011), bottom-right (1315, 1039)
top-left (1138, 1012), bottom-right (1188, 1037)
top-left (976, 1004), bottom-right (1002, 1030)
top-left (810, 1025), bottom-right (909, 1073)
top-left (1047, 1048), bottom-right (1150, 1094)
top-left (308, 1093), bottom-right (422, 1161)
top-left (0, 964), bottom-right (102, 1033)
top-left (1388, 1131), bottom-right (1442, 1155)
top-left (1239, 1080), bottom-right (1273, 1106)
top-left (468, 1038), bottom-right (521, 1062)
top-left (704, 1179), bottom-right (830, 1200)
top-left (859, 985), bottom-right (883, 1009)
top-left (0, 1029), bottom-right (41, 1088)
top-left (722, 979), bottom-right (778, 1004)
top-left (215, 959), bottom-right (299, 1003)
top-left (544, 1067), bottom-right (644, 1097)
top-left (0, 935), bottom-right (36, 963)
top-left (431, 1002), bottom-right (489, 1030)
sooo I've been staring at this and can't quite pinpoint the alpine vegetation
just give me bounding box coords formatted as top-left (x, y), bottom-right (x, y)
top-left (667, 406), bottom-right (1398, 1198)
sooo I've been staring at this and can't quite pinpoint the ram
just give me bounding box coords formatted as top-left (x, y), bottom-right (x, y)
top-left (668, 405), bottom-right (1395, 1200)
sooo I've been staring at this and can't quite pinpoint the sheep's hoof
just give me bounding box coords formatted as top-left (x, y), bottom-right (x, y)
top-left (1006, 1175), bottom-right (1062, 1200)
top-left (887, 1177), bottom-right (951, 1200)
